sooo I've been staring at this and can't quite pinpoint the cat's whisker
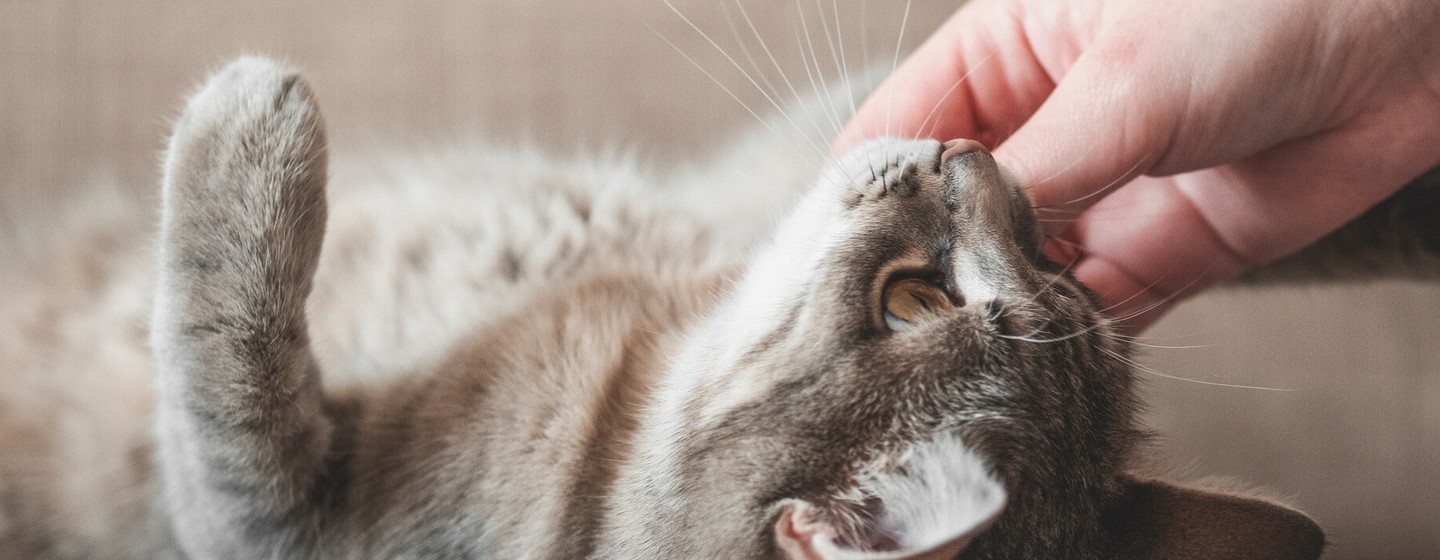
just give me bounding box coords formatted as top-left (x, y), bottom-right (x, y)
top-left (1011, 239), bottom-right (1084, 317)
top-left (720, 2), bottom-right (783, 111)
top-left (1047, 235), bottom-right (1085, 250)
top-left (1099, 334), bottom-right (1215, 350)
top-left (1106, 290), bottom-right (1175, 324)
top-left (812, 0), bottom-right (857, 123)
top-left (886, 0), bottom-right (914, 139)
top-left (830, 0), bottom-right (858, 120)
top-left (1092, 326), bottom-right (1213, 348)
top-left (1034, 205), bottom-right (1086, 215)
top-left (818, 0), bottom-right (882, 185)
top-left (646, 24), bottom-right (784, 147)
top-left (1095, 267), bottom-right (1177, 318)
top-left (849, 129), bottom-right (880, 183)
top-left (858, 0), bottom-right (869, 63)
top-left (1100, 347), bottom-right (1294, 392)
top-left (998, 323), bottom-right (1097, 344)
top-left (663, 0), bottom-right (782, 111)
top-left (733, 0), bottom-right (831, 146)
top-left (908, 53), bottom-right (995, 143)
top-left (793, 1), bottom-right (845, 139)
top-left (1031, 205), bottom-right (1082, 214)
top-left (1028, 154), bottom-right (1150, 211)
top-left (725, 0), bottom-right (836, 154)
top-left (1111, 299), bottom-right (1176, 326)
top-left (1103, 263), bottom-right (1216, 325)
top-left (1027, 157), bottom-right (1086, 190)
top-left (661, 0), bottom-right (830, 161)
top-left (866, 148), bottom-right (879, 182)
top-left (1038, 208), bottom-right (1178, 224)
top-left (1114, 326), bottom-right (1220, 344)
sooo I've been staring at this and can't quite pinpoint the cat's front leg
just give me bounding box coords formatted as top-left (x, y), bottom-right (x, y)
top-left (152, 57), bottom-right (334, 559)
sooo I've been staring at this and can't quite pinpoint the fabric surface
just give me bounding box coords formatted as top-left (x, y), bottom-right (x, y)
top-left (2, 1), bottom-right (1436, 557)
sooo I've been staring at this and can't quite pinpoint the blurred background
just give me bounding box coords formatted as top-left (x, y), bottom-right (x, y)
top-left (2, 1), bottom-right (1436, 557)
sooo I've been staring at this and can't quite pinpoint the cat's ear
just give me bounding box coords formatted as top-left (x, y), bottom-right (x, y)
top-left (1104, 477), bottom-right (1325, 560)
top-left (773, 434), bottom-right (1006, 560)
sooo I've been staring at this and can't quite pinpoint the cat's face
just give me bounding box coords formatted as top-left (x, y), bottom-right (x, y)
top-left (668, 139), bottom-right (1139, 559)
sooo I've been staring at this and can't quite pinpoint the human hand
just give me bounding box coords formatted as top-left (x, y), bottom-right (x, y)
top-left (836, 0), bottom-right (1440, 331)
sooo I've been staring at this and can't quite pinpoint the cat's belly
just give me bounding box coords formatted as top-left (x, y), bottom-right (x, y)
top-left (308, 150), bottom-right (732, 386)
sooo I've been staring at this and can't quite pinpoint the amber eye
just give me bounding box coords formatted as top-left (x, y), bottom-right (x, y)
top-left (882, 278), bottom-right (955, 331)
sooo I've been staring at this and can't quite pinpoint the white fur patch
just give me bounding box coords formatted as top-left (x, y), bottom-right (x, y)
top-left (864, 434), bottom-right (1005, 549)
top-left (817, 433), bottom-right (1007, 559)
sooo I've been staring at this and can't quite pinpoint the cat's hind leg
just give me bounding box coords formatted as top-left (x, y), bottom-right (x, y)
top-left (152, 57), bottom-right (333, 559)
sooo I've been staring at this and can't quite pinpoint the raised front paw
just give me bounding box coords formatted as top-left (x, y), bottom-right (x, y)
top-left (154, 59), bottom-right (335, 557)
top-left (825, 138), bottom-right (942, 207)
top-left (160, 56), bottom-right (329, 284)
top-left (164, 56), bottom-right (327, 212)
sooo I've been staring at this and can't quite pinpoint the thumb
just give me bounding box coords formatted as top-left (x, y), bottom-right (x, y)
top-left (993, 39), bottom-right (1181, 232)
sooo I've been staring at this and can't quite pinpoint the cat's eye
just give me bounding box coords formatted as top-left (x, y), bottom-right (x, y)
top-left (882, 278), bottom-right (955, 331)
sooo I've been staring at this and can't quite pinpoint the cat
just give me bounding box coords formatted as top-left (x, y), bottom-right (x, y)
top-left (5, 55), bottom-right (1389, 559)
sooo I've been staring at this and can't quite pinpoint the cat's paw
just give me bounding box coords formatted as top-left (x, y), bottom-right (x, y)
top-left (173, 56), bottom-right (320, 142)
top-left (159, 56), bottom-right (328, 289)
top-left (826, 138), bottom-right (942, 207)
top-left (164, 56), bottom-right (326, 211)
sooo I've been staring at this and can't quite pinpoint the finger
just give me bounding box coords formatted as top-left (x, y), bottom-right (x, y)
top-left (1056, 175), bottom-right (1249, 334)
top-left (1063, 99), bottom-right (1440, 333)
top-left (994, 35), bottom-right (1185, 237)
top-left (833, 0), bottom-right (1056, 153)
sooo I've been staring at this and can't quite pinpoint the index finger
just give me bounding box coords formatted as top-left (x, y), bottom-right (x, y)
top-left (833, 0), bottom-right (1056, 154)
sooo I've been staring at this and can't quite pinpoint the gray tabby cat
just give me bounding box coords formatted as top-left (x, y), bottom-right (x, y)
top-left (21, 54), bottom-right (1434, 558)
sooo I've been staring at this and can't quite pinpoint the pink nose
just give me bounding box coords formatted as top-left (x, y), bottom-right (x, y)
top-left (941, 138), bottom-right (988, 161)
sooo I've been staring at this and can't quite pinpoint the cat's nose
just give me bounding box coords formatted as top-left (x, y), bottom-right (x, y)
top-left (941, 138), bottom-right (987, 160)
top-left (939, 139), bottom-right (1006, 215)
top-left (939, 138), bottom-right (1030, 305)
top-left (939, 139), bottom-right (1002, 191)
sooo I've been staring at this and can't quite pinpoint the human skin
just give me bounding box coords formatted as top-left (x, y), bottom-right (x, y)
top-left (836, 0), bottom-right (1440, 331)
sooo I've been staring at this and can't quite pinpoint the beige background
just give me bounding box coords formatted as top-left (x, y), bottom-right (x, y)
top-left (3, 1), bottom-right (1437, 558)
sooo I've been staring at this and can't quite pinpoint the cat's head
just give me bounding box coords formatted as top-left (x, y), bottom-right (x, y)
top-left (632, 139), bottom-right (1323, 559)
